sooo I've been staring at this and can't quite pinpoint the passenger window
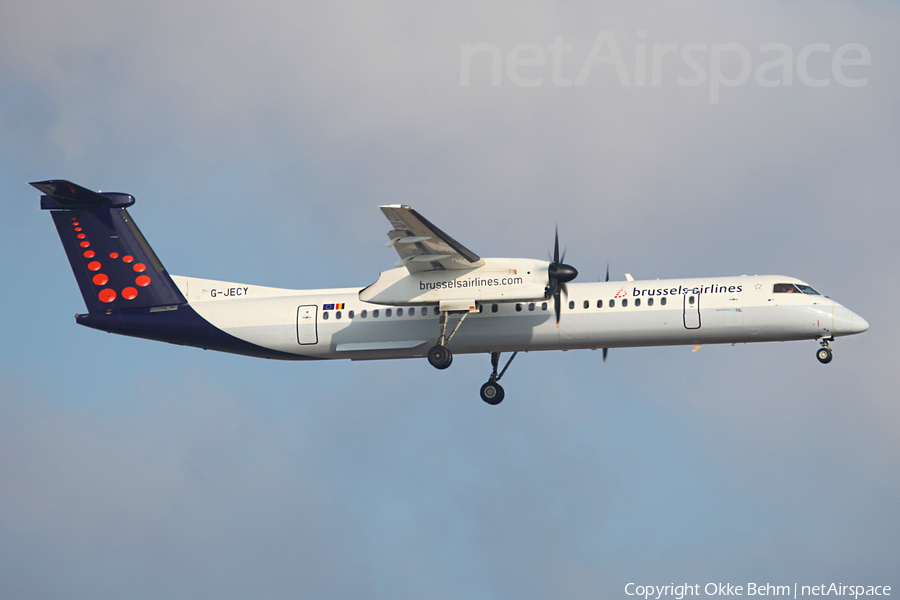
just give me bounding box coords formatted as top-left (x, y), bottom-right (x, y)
top-left (361, 310), bottom-right (367, 318)
top-left (597, 299), bottom-right (603, 308)
top-left (583, 300), bottom-right (589, 309)
top-left (421, 307), bottom-right (428, 316)
top-left (373, 309), bottom-right (379, 318)
top-left (516, 304), bottom-right (522, 312)
top-left (336, 311), bottom-right (342, 319)
top-left (348, 310), bottom-right (354, 319)
top-left (410, 308), bottom-right (416, 317)
top-left (397, 308), bottom-right (403, 316)
top-left (635, 298), bottom-right (641, 307)
top-left (610, 299), bottom-right (615, 308)
top-left (492, 304), bottom-right (498, 313)
top-left (433, 306), bottom-right (440, 315)
top-left (661, 297), bottom-right (666, 306)
top-left (323, 312), bottom-right (329, 320)
top-left (622, 299), bottom-right (628, 307)
top-left (386, 308), bottom-right (392, 317)
top-left (648, 298), bottom-right (653, 306)
top-left (568, 301), bottom-right (574, 309)
top-left (541, 302), bottom-right (547, 311)
top-left (688, 296), bottom-right (694, 305)
top-left (528, 303), bottom-right (535, 311)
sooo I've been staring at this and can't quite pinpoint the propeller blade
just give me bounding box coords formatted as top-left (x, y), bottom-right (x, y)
top-left (554, 287), bottom-right (562, 326)
top-left (553, 226), bottom-right (560, 264)
top-left (602, 347), bottom-right (608, 362)
top-left (555, 283), bottom-right (569, 326)
top-left (605, 262), bottom-right (609, 282)
top-left (544, 281), bottom-right (555, 300)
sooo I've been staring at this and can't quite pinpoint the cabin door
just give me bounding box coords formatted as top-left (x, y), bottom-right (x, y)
top-left (297, 305), bottom-right (318, 345)
top-left (683, 293), bottom-right (701, 329)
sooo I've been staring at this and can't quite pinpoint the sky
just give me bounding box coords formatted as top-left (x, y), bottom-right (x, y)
top-left (1, 1), bottom-right (898, 598)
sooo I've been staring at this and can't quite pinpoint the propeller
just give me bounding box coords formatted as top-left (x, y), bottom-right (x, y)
top-left (545, 227), bottom-right (578, 326)
top-left (597, 261), bottom-right (609, 362)
top-left (602, 262), bottom-right (609, 361)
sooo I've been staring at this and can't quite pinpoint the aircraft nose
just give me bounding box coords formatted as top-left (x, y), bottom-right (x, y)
top-left (832, 304), bottom-right (869, 335)
top-left (851, 312), bottom-right (869, 334)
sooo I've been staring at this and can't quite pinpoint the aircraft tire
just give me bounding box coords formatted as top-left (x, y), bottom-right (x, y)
top-left (428, 345), bottom-right (453, 369)
top-left (816, 347), bottom-right (833, 364)
top-left (480, 382), bottom-right (504, 405)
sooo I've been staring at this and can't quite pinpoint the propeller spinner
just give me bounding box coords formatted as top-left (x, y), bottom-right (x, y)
top-left (545, 227), bottom-right (578, 326)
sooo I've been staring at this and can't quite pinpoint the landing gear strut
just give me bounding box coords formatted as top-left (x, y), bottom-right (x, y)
top-left (480, 351), bottom-right (518, 405)
top-left (816, 337), bottom-right (833, 364)
top-left (426, 310), bottom-right (469, 370)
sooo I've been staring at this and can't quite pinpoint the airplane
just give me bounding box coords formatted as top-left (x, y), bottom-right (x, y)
top-left (33, 179), bottom-right (869, 405)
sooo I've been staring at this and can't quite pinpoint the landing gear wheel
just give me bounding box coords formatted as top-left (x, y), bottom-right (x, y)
top-left (816, 347), bottom-right (833, 364)
top-left (480, 382), bottom-right (505, 405)
top-left (427, 345), bottom-right (453, 369)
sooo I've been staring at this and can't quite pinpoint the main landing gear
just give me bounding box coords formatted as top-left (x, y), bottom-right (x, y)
top-left (426, 310), bottom-right (470, 370)
top-left (425, 309), bottom-right (519, 405)
top-left (427, 345), bottom-right (452, 369)
top-left (479, 351), bottom-right (518, 405)
top-left (816, 337), bottom-right (833, 364)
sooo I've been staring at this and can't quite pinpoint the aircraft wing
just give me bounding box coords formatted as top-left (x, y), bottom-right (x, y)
top-left (379, 205), bottom-right (484, 273)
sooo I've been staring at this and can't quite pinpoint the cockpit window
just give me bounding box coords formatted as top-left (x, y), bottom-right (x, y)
top-left (774, 283), bottom-right (821, 295)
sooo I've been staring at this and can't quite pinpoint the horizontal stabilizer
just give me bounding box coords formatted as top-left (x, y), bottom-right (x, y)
top-left (32, 180), bottom-right (135, 210)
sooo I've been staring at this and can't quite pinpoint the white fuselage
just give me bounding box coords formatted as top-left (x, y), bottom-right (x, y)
top-left (171, 273), bottom-right (868, 361)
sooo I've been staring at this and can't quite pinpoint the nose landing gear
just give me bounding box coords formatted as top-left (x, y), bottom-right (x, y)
top-left (816, 337), bottom-right (833, 364)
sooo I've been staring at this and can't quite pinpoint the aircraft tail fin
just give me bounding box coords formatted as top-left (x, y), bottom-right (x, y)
top-left (34, 180), bottom-right (187, 313)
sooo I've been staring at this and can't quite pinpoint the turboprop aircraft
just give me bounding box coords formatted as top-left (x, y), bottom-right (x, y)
top-left (34, 179), bottom-right (869, 405)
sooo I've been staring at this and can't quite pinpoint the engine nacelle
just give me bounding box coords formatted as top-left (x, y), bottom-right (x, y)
top-left (359, 258), bottom-right (550, 307)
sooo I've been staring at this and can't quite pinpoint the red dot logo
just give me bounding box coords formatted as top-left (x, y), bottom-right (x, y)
top-left (123, 255), bottom-right (134, 263)
top-left (80, 241), bottom-right (90, 248)
top-left (77, 233), bottom-right (86, 239)
top-left (121, 287), bottom-right (138, 300)
top-left (74, 227), bottom-right (82, 232)
top-left (110, 252), bottom-right (119, 259)
top-left (133, 263), bottom-right (146, 272)
top-left (84, 250), bottom-right (95, 258)
top-left (93, 273), bottom-right (109, 286)
top-left (72, 221), bottom-right (79, 225)
top-left (135, 275), bottom-right (151, 287)
top-left (88, 261), bottom-right (102, 271)
top-left (99, 289), bottom-right (117, 303)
